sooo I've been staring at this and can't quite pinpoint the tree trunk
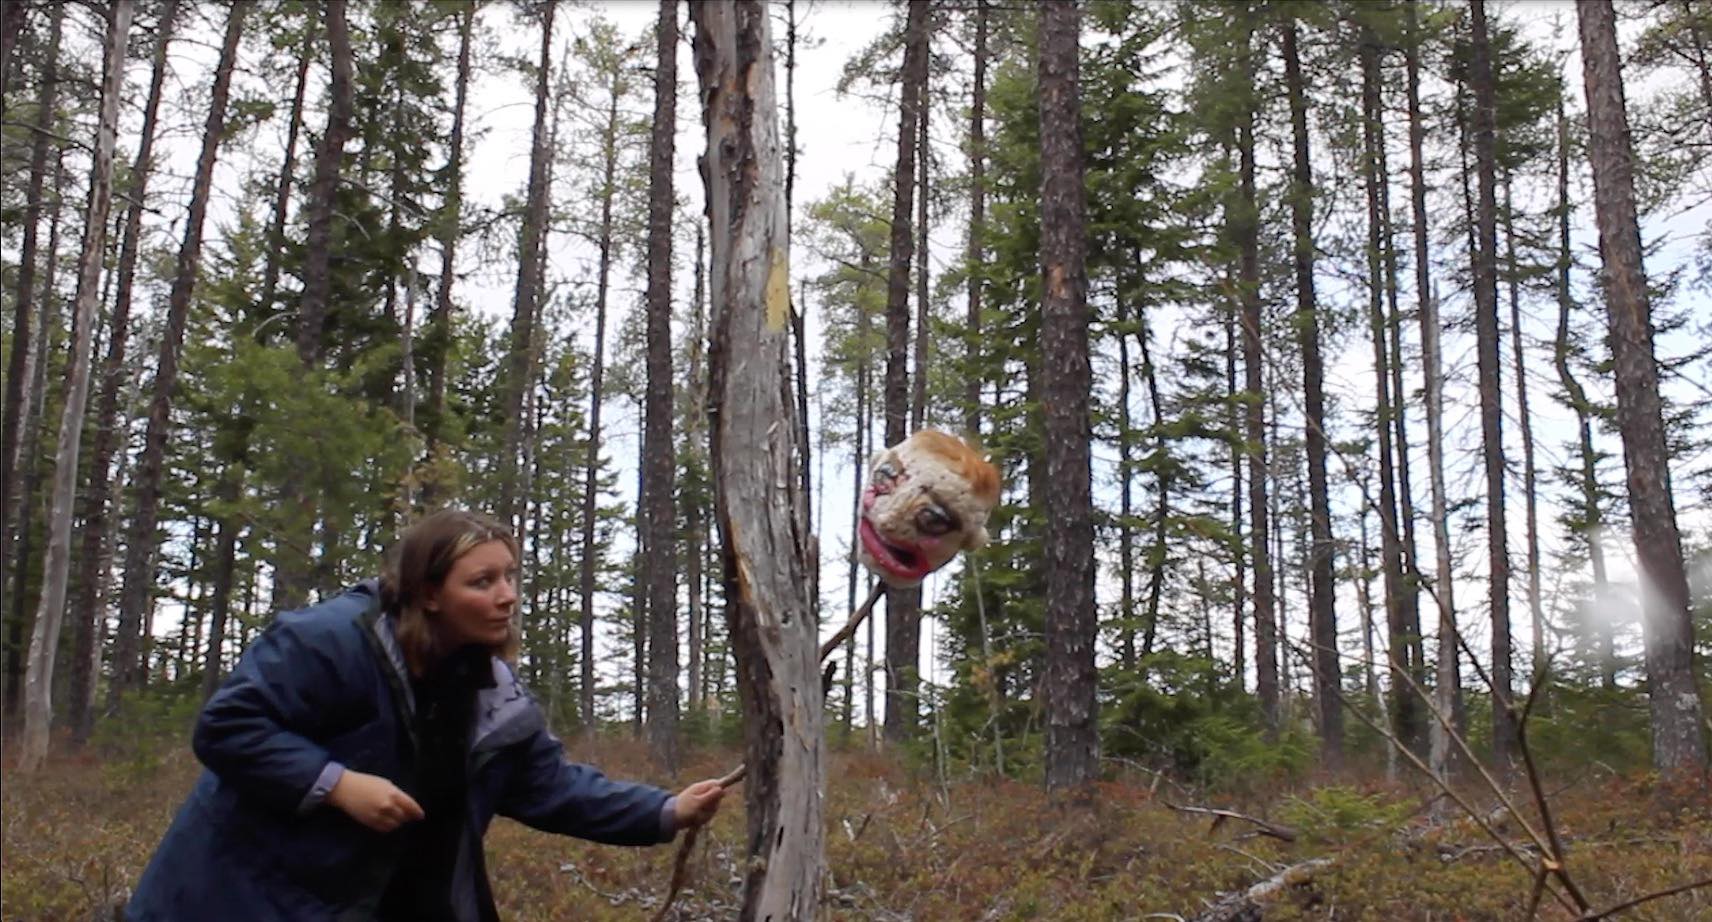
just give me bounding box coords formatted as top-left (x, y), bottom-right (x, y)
top-left (19, 0), bottom-right (134, 773)
top-left (1470, 0), bottom-right (1518, 771)
top-left (1137, 302), bottom-right (1168, 661)
top-left (632, 463), bottom-right (648, 738)
top-left (5, 150), bottom-right (66, 722)
top-left (576, 8), bottom-right (619, 733)
top-left (1360, 31), bottom-right (1420, 755)
top-left (1234, 17), bottom-right (1277, 731)
top-left (1376, 53), bottom-right (1425, 734)
top-left (643, 0), bottom-right (680, 773)
top-left (691, 4), bottom-right (823, 915)
top-left (784, 0), bottom-right (816, 632)
top-left (1, 2), bottom-right (63, 606)
top-left (295, 0), bottom-right (354, 365)
top-left (1282, 17), bottom-right (1341, 767)
top-left (273, 0), bottom-right (353, 611)
top-left (423, 2), bottom-right (475, 503)
top-left (0, 0), bottom-right (27, 96)
top-left (1038, 0), bottom-right (1097, 795)
top-left (883, 0), bottom-right (929, 743)
top-left (687, 227), bottom-right (707, 715)
top-left (849, 258), bottom-right (874, 733)
top-left (257, 28), bottom-right (312, 322)
top-left (912, 49), bottom-right (931, 433)
top-left (66, 0), bottom-right (179, 744)
top-left (1578, 0), bottom-right (1710, 778)
top-left (1408, 0), bottom-right (1464, 780)
top-left (1501, 173), bottom-right (1544, 683)
top-left (1226, 262), bottom-right (1245, 691)
top-left (200, 468), bottom-right (243, 702)
top-left (498, 1), bottom-right (554, 531)
top-left (1552, 94), bottom-right (1613, 687)
top-left (109, 1), bottom-right (248, 712)
top-left (1117, 294), bottom-right (1136, 669)
top-left (965, 0), bottom-right (987, 438)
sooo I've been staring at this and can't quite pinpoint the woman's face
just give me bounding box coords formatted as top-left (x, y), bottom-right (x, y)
top-left (426, 539), bottom-right (518, 648)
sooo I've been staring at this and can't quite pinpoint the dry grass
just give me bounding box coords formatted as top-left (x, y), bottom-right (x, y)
top-left (3, 733), bottom-right (1708, 921)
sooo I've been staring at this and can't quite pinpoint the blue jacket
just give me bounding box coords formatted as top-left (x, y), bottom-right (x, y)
top-left (126, 582), bottom-right (675, 922)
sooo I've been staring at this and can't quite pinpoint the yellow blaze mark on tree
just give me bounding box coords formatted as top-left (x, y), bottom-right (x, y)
top-left (765, 247), bottom-right (790, 332)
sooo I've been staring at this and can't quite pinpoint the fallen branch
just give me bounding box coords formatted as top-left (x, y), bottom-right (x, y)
top-left (1188, 857), bottom-right (1334, 922)
top-left (1163, 800), bottom-right (1298, 843)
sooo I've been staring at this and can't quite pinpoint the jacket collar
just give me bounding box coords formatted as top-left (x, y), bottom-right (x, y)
top-left (359, 584), bottom-right (540, 754)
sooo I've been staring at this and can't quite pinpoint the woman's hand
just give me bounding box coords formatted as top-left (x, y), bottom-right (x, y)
top-left (673, 779), bottom-right (726, 829)
top-left (327, 769), bottom-right (425, 833)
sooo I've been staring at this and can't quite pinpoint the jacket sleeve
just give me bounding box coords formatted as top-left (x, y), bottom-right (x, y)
top-left (192, 614), bottom-right (358, 816)
top-left (497, 725), bottom-right (674, 846)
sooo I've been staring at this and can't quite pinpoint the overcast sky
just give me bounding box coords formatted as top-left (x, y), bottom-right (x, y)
top-left (48, 0), bottom-right (1708, 714)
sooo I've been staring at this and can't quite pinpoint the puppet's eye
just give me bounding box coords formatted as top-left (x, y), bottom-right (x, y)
top-left (874, 461), bottom-right (899, 482)
top-left (915, 505), bottom-right (956, 536)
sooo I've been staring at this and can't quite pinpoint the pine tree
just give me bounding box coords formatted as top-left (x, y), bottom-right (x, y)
top-left (110, 0), bottom-right (249, 710)
top-left (642, 0), bottom-right (680, 774)
top-left (1578, 0), bottom-right (1710, 778)
top-left (883, 0), bottom-right (929, 743)
top-left (1038, 0), bottom-right (1097, 794)
top-left (1281, 11), bottom-right (1341, 766)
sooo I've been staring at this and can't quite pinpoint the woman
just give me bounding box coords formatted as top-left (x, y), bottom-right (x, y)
top-left (126, 509), bottom-right (724, 922)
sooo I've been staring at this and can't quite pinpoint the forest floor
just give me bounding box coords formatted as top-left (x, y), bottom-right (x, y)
top-left (3, 733), bottom-right (1709, 921)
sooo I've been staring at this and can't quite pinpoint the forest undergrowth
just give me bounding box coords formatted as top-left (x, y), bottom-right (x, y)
top-left (2, 728), bottom-right (1707, 922)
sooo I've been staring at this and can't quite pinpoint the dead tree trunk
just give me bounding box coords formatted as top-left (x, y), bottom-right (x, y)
top-left (1502, 174), bottom-right (1545, 682)
top-left (19, 0), bottom-right (135, 773)
top-left (1578, 0), bottom-right (1710, 778)
top-left (691, 3), bottom-right (824, 916)
top-left (1552, 94), bottom-right (1613, 687)
top-left (1408, 0), bottom-right (1464, 779)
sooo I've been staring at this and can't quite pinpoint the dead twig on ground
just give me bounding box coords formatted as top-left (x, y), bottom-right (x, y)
top-left (1163, 800), bottom-right (1298, 843)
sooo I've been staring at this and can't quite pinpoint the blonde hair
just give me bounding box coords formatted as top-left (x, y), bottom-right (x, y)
top-left (380, 509), bottom-right (521, 676)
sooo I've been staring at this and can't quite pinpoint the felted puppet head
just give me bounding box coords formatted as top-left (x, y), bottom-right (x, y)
top-left (857, 430), bottom-right (1001, 588)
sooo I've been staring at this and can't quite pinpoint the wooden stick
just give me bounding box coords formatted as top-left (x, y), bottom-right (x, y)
top-left (652, 581), bottom-right (882, 922)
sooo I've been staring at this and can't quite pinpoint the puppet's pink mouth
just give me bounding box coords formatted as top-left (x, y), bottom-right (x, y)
top-left (859, 517), bottom-right (931, 582)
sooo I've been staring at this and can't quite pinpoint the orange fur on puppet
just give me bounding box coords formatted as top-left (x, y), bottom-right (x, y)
top-left (857, 430), bottom-right (1001, 588)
